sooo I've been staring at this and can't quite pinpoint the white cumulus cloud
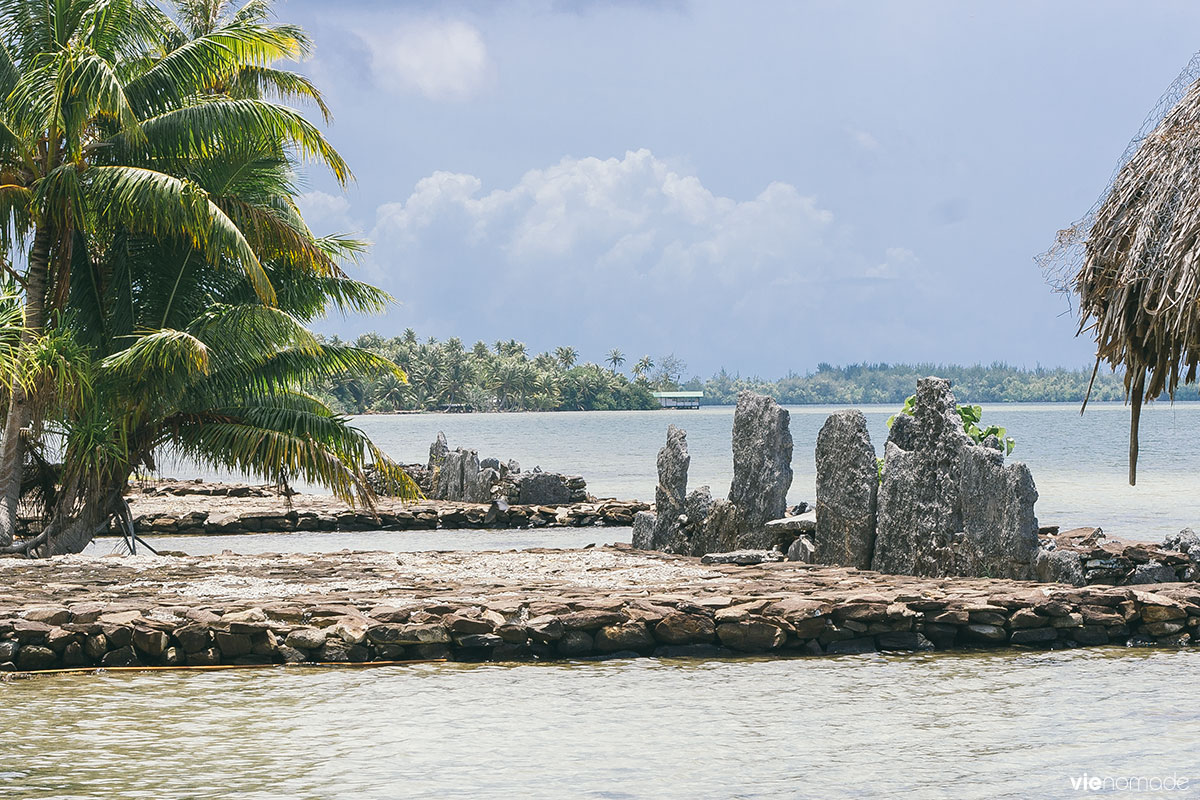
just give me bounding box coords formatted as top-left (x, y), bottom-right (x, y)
top-left (374, 149), bottom-right (837, 284)
top-left (358, 20), bottom-right (491, 101)
top-left (360, 149), bottom-right (921, 371)
top-left (296, 190), bottom-right (358, 235)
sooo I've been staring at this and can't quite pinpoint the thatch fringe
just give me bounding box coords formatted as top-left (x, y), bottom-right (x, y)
top-left (1042, 55), bottom-right (1200, 484)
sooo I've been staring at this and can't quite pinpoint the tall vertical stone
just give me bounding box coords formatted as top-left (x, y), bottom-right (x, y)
top-left (657, 425), bottom-right (690, 510)
top-left (633, 425), bottom-right (716, 555)
top-left (433, 449), bottom-right (477, 501)
top-left (957, 444), bottom-right (1039, 579)
top-left (873, 378), bottom-right (969, 576)
top-left (726, 391), bottom-right (793, 547)
top-left (815, 410), bottom-right (877, 569)
top-left (428, 432), bottom-right (449, 474)
top-left (872, 377), bottom-right (1039, 579)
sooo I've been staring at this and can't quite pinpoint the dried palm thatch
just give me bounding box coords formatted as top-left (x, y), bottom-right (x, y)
top-left (1041, 53), bottom-right (1200, 485)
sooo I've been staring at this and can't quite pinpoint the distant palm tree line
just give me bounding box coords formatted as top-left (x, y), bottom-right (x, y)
top-left (320, 331), bottom-right (678, 412)
top-left (319, 333), bottom-right (1158, 413)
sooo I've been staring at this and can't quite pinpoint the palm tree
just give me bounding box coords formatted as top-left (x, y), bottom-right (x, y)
top-left (554, 346), bottom-right (577, 370)
top-left (0, 0), bottom-right (411, 555)
top-left (0, 0), bottom-right (356, 544)
top-left (606, 348), bottom-right (625, 373)
top-left (438, 353), bottom-right (474, 405)
top-left (532, 371), bottom-right (561, 410)
top-left (372, 372), bottom-right (409, 411)
top-left (633, 355), bottom-right (654, 381)
top-left (497, 338), bottom-right (527, 360)
top-left (489, 359), bottom-right (522, 409)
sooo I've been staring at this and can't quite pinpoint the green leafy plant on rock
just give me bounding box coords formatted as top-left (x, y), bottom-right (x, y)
top-left (887, 395), bottom-right (1016, 455)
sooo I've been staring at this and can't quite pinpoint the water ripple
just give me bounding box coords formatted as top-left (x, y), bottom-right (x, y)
top-left (3, 648), bottom-right (1198, 799)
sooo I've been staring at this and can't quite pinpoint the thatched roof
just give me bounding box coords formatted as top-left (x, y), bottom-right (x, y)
top-left (1043, 56), bottom-right (1200, 485)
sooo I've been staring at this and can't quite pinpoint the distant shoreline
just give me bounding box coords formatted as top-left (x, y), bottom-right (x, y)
top-left (320, 341), bottom-right (1196, 414)
top-left (349, 397), bottom-right (1200, 415)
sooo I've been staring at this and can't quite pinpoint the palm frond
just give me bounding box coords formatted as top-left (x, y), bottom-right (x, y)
top-left (58, 47), bottom-right (142, 150)
top-left (86, 164), bottom-right (276, 303)
top-left (122, 98), bottom-right (351, 184)
top-left (187, 301), bottom-right (318, 357)
top-left (124, 22), bottom-right (305, 116)
top-left (228, 64), bottom-right (329, 121)
top-left (99, 328), bottom-right (210, 387)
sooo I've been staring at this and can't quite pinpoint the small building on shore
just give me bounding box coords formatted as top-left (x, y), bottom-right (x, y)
top-left (652, 391), bottom-right (703, 409)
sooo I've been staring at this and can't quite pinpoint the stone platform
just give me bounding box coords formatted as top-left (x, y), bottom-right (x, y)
top-left (116, 481), bottom-right (648, 537)
top-left (2, 546), bottom-right (1198, 674)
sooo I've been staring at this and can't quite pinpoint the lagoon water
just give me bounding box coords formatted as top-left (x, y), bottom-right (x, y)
top-left (157, 401), bottom-right (1200, 545)
top-left (4, 648), bottom-right (1198, 799)
top-left (355, 401), bottom-right (1199, 541)
top-left (20, 402), bottom-right (1200, 798)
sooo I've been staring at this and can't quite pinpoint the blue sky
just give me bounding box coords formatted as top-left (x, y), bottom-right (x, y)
top-left (282, 0), bottom-right (1200, 378)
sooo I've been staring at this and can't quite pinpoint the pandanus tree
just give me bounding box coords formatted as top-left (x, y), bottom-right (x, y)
top-left (0, 0), bottom-right (414, 555)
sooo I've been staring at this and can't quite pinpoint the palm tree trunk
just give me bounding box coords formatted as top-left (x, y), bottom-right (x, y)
top-left (31, 466), bottom-right (129, 556)
top-left (0, 225), bottom-right (53, 546)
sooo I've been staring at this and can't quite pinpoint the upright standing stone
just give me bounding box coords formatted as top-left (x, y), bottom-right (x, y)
top-left (651, 426), bottom-right (695, 553)
top-left (815, 410), bottom-right (877, 569)
top-left (873, 378), bottom-right (969, 576)
top-left (434, 449), bottom-right (488, 502)
top-left (428, 432), bottom-right (449, 474)
top-left (658, 425), bottom-right (690, 506)
top-left (465, 464), bottom-right (498, 503)
top-left (726, 391), bottom-right (793, 547)
top-left (873, 377), bottom-right (1039, 579)
top-left (632, 425), bottom-right (718, 555)
top-left (631, 510), bottom-right (657, 550)
top-left (957, 444), bottom-right (1039, 579)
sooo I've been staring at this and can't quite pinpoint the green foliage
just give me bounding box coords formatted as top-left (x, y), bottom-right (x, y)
top-left (954, 403), bottom-right (1016, 456)
top-left (887, 395), bottom-right (1016, 455)
top-left (323, 332), bottom-right (666, 413)
top-left (0, 0), bottom-right (416, 554)
top-left (695, 362), bottom-right (1137, 406)
top-left (325, 347), bottom-right (1160, 415)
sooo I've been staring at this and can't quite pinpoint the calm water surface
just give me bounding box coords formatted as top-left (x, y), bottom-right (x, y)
top-left (3, 648), bottom-right (1197, 799)
top-left (140, 402), bottom-right (1200, 555)
top-left (158, 402), bottom-right (1200, 542)
top-left (124, 527), bottom-right (628, 556)
top-left (353, 402), bottom-right (1199, 540)
top-left (56, 403), bottom-right (1200, 798)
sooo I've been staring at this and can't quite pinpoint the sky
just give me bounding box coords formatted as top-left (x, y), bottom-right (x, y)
top-left (279, 0), bottom-right (1200, 379)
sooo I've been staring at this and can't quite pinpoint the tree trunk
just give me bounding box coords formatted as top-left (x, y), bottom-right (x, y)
top-left (0, 225), bottom-right (53, 546)
top-left (36, 483), bottom-right (124, 556)
top-left (1128, 369), bottom-right (1146, 487)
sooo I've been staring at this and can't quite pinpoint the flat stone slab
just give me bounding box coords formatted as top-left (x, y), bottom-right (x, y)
top-left (765, 511), bottom-right (817, 533)
top-left (700, 550), bottom-right (786, 565)
top-left (1, 545), bottom-right (1198, 673)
